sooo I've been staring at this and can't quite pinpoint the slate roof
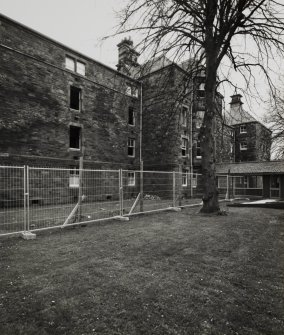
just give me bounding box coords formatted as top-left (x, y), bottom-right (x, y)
top-left (216, 160), bottom-right (284, 175)
top-left (224, 108), bottom-right (259, 125)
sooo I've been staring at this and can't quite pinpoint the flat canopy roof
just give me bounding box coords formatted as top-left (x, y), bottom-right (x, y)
top-left (216, 161), bottom-right (284, 175)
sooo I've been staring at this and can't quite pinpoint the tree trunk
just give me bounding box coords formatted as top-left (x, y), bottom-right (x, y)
top-left (199, 50), bottom-right (220, 213)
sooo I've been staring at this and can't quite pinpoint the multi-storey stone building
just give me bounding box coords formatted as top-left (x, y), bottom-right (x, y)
top-left (0, 13), bottom-right (275, 199)
top-left (0, 14), bottom-right (141, 171)
top-left (226, 94), bottom-right (271, 162)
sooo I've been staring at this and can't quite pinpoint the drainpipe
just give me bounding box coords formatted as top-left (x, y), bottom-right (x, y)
top-left (190, 82), bottom-right (194, 197)
top-left (139, 81), bottom-right (143, 168)
top-left (139, 81), bottom-right (144, 211)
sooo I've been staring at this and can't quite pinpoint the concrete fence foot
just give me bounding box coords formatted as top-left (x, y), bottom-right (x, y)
top-left (169, 207), bottom-right (182, 212)
top-left (21, 231), bottom-right (36, 240)
top-left (114, 216), bottom-right (130, 221)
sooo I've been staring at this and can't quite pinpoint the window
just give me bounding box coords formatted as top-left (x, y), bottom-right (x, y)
top-left (181, 137), bottom-right (188, 157)
top-left (198, 83), bottom-right (205, 90)
top-left (70, 86), bottom-right (81, 111)
top-left (128, 107), bottom-right (135, 126)
top-left (218, 176), bottom-right (227, 189)
top-left (182, 170), bottom-right (188, 186)
top-left (76, 61), bottom-right (86, 76)
top-left (235, 176), bottom-right (248, 188)
top-left (271, 175), bottom-right (280, 189)
top-left (240, 125), bottom-right (247, 133)
top-left (200, 69), bottom-right (206, 77)
top-left (196, 141), bottom-right (202, 158)
top-left (126, 84), bottom-right (138, 97)
top-left (69, 167), bottom-right (79, 188)
top-left (198, 98), bottom-right (205, 107)
top-left (181, 106), bottom-right (188, 126)
top-left (192, 173), bottom-right (197, 188)
top-left (240, 141), bottom-right (247, 150)
top-left (196, 111), bottom-right (204, 129)
top-left (127, 171), bottom-right (135, 186)
top-left (65, 56), bottom-right (75, 71)
top-left (65, 56), bottom-right (86, 76)
top-left (128, 138), bottom-right (135, 157)
top-left (69, 126), bottom-right (81, 150)
top-left (230, 143), bottom-right (233, 154)
top-left (248, 176), bottom-right (263, 189)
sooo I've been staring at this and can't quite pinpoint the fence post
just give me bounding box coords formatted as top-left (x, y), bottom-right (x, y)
top-left (172, 171), bottom-right (176, 207)
top-left (190, 172), bottom-right (193, 198)
top-left (26, 166), bottom-right (30, 231)
top-left (77, 156), bottom-right (84, 221)
top-left (23, 166), bottom-right (27, 232)
top-left (119, 169), bottom-right (123, 216)
top-left (225, 173), bottom-right (230, 200)
top-left (139, 162), bottom-right (144, 212)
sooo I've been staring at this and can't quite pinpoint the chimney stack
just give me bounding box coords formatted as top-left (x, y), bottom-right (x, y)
top-left (116, 37), bottom-right (140, 76)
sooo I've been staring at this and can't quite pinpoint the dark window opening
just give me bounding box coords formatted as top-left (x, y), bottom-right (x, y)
top-left (128, 138), bottom-right (135, 157)
top-left (197, 90), bottom-right (205, 97)
top-left (196, 141), bottom-right (202, 158)
top-left (70, 126), bottom-right (81, 149)
top-left (70, 86), bottom-right (81, 110)
top-left (128, 107), bottom-right (135, 125)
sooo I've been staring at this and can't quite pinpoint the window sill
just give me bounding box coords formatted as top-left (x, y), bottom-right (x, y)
top-left (69, 148), bottom-right (81, 151)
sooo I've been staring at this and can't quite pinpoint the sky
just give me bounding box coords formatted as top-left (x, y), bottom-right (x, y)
top-left (0, 0), bottom-right (282, 121)
top-left (0, 0), bottom-right (126, 68)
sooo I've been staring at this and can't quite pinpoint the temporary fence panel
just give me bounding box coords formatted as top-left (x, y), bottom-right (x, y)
top-left (0, 166), bottom-right (206, 236)
top-left (0, 166), bottom-right (26, 236)
top-left (123, 170), bottom-right (175, 215)
top-left (178, 172), bottom-right (203, 206)
top-left (27, 167), bottom-right (121, 231)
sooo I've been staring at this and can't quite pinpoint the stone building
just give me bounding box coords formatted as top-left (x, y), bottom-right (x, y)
top-left (0, 14), bottom-right (141, 170)
top-left (226, 94), bottom-right (271, 162)
top-left (0, 13), bottom-right (272, 199)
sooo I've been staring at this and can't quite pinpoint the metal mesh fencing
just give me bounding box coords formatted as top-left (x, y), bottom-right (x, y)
top-left (0, 166), bottom-right (206, 236)
top-left (27, 167), bottom-right (121, 231)
top-left (122, 170), bottom-right (203, 215)
top-left (0, 166), bottom-right (26, 235)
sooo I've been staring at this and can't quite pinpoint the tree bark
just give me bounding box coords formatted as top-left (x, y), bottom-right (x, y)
top-left (200, 33), bottom-right (220, 213)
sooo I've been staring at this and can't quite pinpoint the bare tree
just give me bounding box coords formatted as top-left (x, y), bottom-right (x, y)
top-left (117, 0), bottom-right (284, 212)
top-left (266, 94), bottom-right (284, 159)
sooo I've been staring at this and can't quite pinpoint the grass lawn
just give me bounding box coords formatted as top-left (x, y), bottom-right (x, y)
top-left (0, 206), bottom-right (283, 335)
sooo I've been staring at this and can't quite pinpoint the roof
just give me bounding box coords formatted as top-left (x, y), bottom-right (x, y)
top-left (0, 13), bottom-right (139, 83)
top-left (216, 161), bottom-right (284, 175)
top-left (224, 108), bottom-right (258, 125)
